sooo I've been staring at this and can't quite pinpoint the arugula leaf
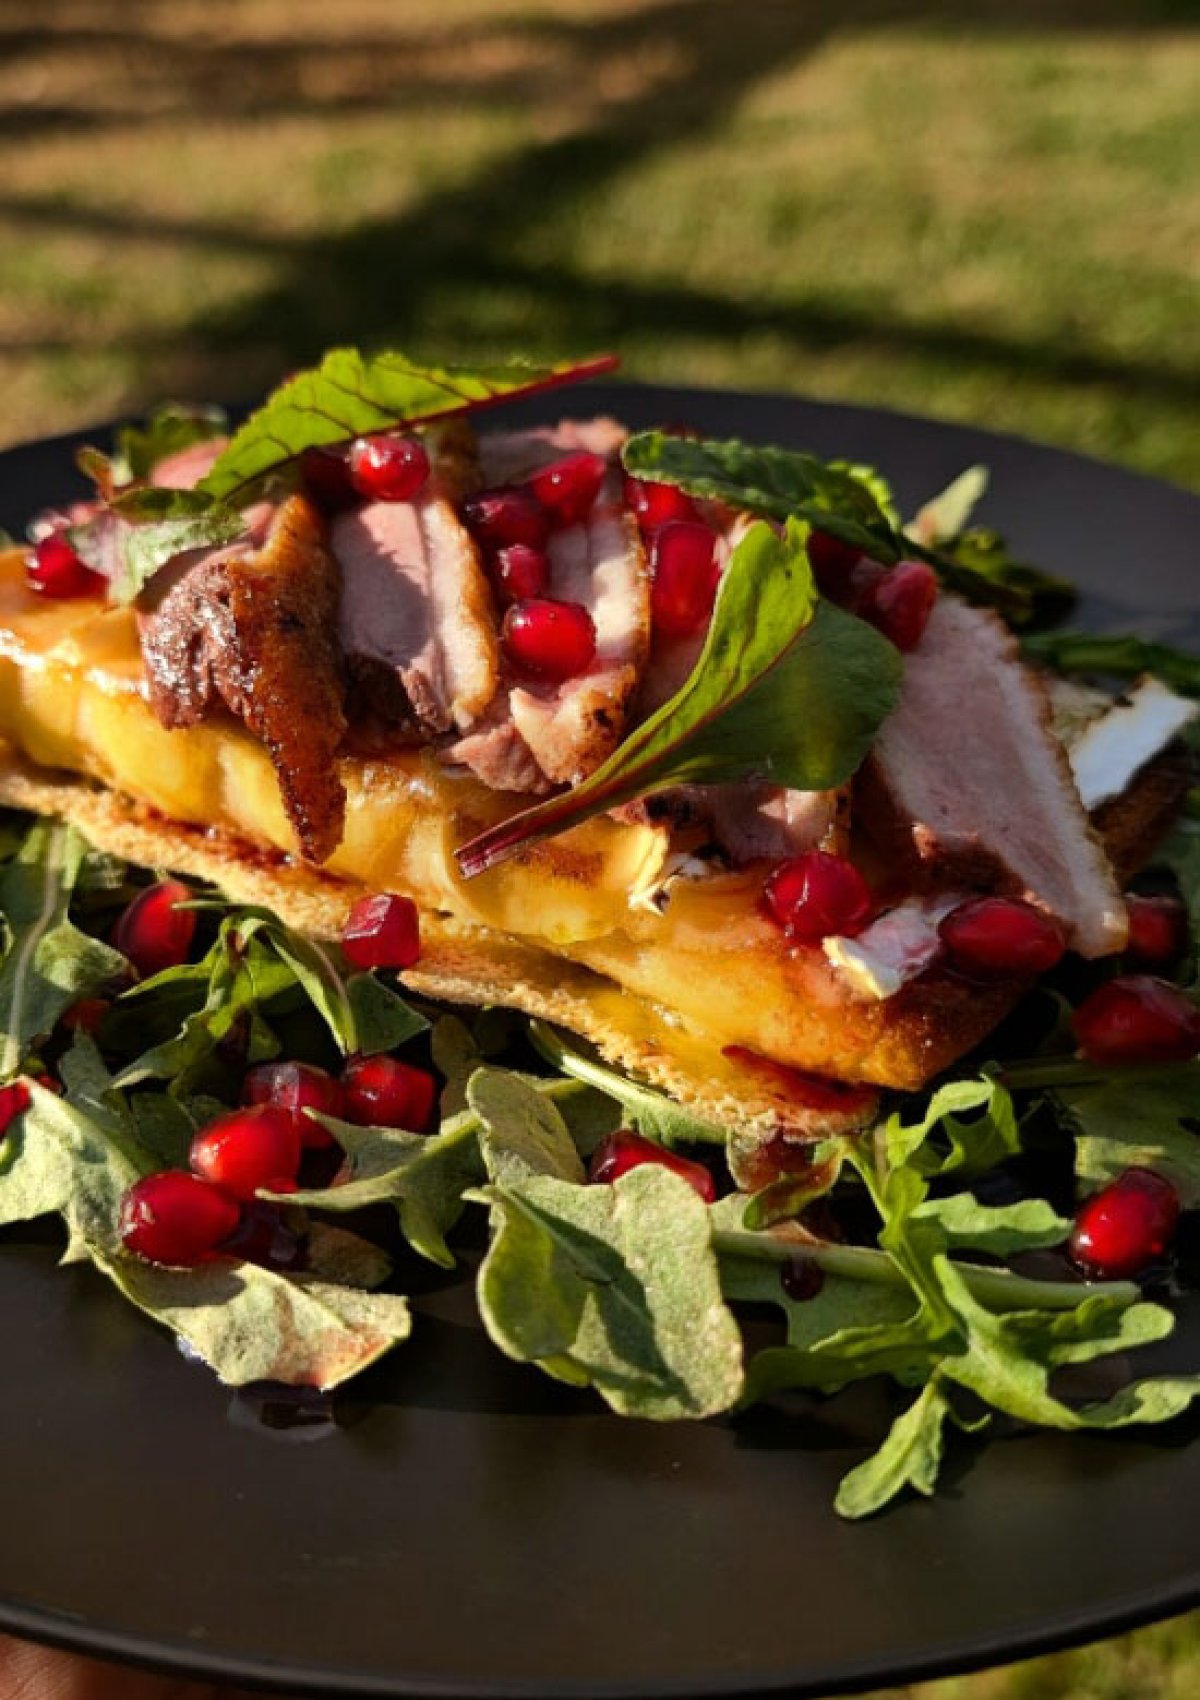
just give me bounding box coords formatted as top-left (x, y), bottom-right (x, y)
top-left (0, 821), bottom-right (126, 1079)
top-left (1059, 1067), bottom-right (1200, 1206)
top-left (622, 431), bottom-right (904, 562)
top-left (1022, 630), bottom-right (1200, 696)
top-left (457, 519), bottom-right (903, 876)
top-left (200, 350), bottom-right (620, 504)
top-left (884, 1074), bottom-right (1022, 1180)
top-left (115, 402), bottom-right (229, 483)
top-left (468, 1069), bottom-right (743, 1417)
top-left (932, 528), bottom-right (1076, 631)
top-left (4, 1079), bottom-right (410, 1386)
top-left (527, 1020), bottom-right (728, 1149)
top-left (278, 1112), bottom-right (484, 1270)
top-left (834, 1380), bottom-right (959, 1520)
top-left (911, 1192), bottom-right (1070, 1256)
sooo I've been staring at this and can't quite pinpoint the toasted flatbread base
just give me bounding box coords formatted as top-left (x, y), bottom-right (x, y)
top-left (0, 743), bottom-right (1185, 1143)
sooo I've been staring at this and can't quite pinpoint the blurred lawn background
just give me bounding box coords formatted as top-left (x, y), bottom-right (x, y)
top-left (0, 0), bottom-right (1197, 1695)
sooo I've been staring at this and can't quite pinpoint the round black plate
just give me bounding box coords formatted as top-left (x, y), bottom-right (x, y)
top-left (0, 386), bottom-right (1197, 1699)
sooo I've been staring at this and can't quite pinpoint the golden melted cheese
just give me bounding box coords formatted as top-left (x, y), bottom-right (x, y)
top-left (0, 550), bottom-right (939, 1085)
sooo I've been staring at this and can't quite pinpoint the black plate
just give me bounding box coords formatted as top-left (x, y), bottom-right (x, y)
top-left (0, 385), bottom-right (1197, 1699)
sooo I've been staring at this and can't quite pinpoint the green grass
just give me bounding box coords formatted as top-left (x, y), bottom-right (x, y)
top-left (0, 2), bottom-right (1197, 1692)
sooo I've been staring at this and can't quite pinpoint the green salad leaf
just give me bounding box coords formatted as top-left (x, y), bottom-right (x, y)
top-left (1022, 630), bottom-right (1200, 696)
top-left (457, 518), bottom-right (903, 876)
top-left (527, 1020), bottom-right (728, 1149)
top-left (200, 349), bottom-right (619, 505)
top-left (468, 1069), bottom-right (744, 1418)
top-left (1059, 1067), bottom-right (1200, 1207)
top-left (115, 402), bottom-right (229, 483)
top-left (68, 485), bottom-right (248, 606)
top-left (0, 821), bottom-right (126, 1080)
top-left (0, 1081), bottom-right (410, 1387)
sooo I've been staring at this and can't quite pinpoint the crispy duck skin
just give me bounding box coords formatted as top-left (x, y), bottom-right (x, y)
top-left (139, 493), bottom-right (348, 862)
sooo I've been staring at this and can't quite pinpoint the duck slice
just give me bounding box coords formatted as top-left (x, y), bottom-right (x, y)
top-left (859, 595), bottom-right (1127, 957)
top-left (139, 492), bottom-right (348, 862)
top-left (448, 421), bottom-right (650, 791)
top-left (332, 428), bottom-right (498, 738)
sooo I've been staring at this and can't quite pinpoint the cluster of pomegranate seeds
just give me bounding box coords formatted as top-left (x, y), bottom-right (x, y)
top-left (299, 445), bottom-right (357, 513)
top-left (341, 892), bottom-right (421, 972)
top-left (649, 521), bottom-right (721, 637)
top-left (857, 560), bottom-right (939, 652)
top-left (490, 542), bottom-right (549, 605)
top-left (763, 851), bottom-right (874, 945)
top-left (1069, 1168), bottom-right (1180, 1280)
top-left (501, 597), bottom-right (597, 682)
top-left (120, 1170), bottom-right (240, 1268)
top-left (527, 451), bottom-right (607, 528)
top-left (341, 1054), bottom-right (436, 1131)
top-left (0, 1080), bottom-right (31, 1139)
top-left (588, 1129), bottom-right (716, 1203)
top-left (624, 476), bottom-right (696, 531)
top-left (26, 533), bottom-right (105, 600)
top-left (462, 487), bottom-right (549, 551)
top-left (939, 897), bottom-right (1066, 979)
top-left (1072, 974), bottom-right (1200, 1066)
top-left (244, 1060), bottom-right (343, 1149)
top-left (348, 434), bottom-right (431, 503)
top-left (114, 880), bottom-right (197, 978)
top-left (190, 1105), bottom-right (303, 1200)
top-left (1124, 893), bottom-right (1187, 968)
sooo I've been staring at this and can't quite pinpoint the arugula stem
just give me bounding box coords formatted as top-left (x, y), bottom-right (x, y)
top-left (527, 1019), bottom-right (729, 1146)
top-left (711, 1228), bottom-right (1138, 1312)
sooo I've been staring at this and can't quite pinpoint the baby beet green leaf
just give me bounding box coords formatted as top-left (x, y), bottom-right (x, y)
top-left (69, 486), bottom-right (248, 607)
top-left (469, 1070), bottom-right (743, 1418)
top-left (200, 349), bottom-right (619, 504)
top-left (622, 431), bottom-right (904, 563)
top-left (457, 519), bottom-right (903, 877)
top-left (115, 402), bottom-right (229, 483)
top-left (0, 821), bottom-right (126, 1080)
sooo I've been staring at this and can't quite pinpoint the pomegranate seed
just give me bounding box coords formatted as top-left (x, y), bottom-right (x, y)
top-left (461, 486), bottom-right (549, 550)
top-left (780, 1255), bottom-right (825, 1302)
top-left (1072, 975), bottom-right (1200, 1066)
top-left (763, 851), bottom-right (874, 945)
top-left (0, 1080), bottom-right (31, 1138)
top-left (624, 476), bottom-right (696, 530)
top-left (341, 1055), bottom-right (437, 1131)
top-left (114, 879), bottom-right (196, 978)
top-left (588, 1129), bottom-right (716, 1203)
top-left (189, 1106), bottom-right (303, 1200)
top-left (857, 560), bottom-right (939, 652)
top-left (1070, 1167), bottom-right (1180, 1279)
top-left (650, 521), bottom-right (720, 637)
top-left (61, 997), bottom-right (110, 1035)
top-left (939, 897), bottom-right (1066, 979)
top-left (1125, 894), bottom-right (1187, 968)
top-left (299, 446), bottom-right (357, 513)
top-left (342, 892), bottom-right (421, 972)
top-left (26, 533), bottom-right (106, 599)
top-left (807, 530), bottom-right (862, 600)
top-left (502, 598), bottom-right (596, 682)
top-left (243, 1060), bottom-right (344, 1149)
top-left (348, 434), bottom-right (430, 503)
top-left (527, 452), bottom-right (607, 528)
top-left (489, 542), bottom-right (549, 605)
top-left (120, 1170), bottom-right (241, 1267)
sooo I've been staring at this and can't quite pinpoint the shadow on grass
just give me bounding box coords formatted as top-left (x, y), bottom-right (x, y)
top-left (1, 0), bottom-right (1197, 415)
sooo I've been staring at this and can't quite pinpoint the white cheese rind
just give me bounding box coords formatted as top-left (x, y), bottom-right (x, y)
top-left (1068, 677), bottom-right (1198, 811)
top-left (824, 893), bottom-right (963, 1001)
